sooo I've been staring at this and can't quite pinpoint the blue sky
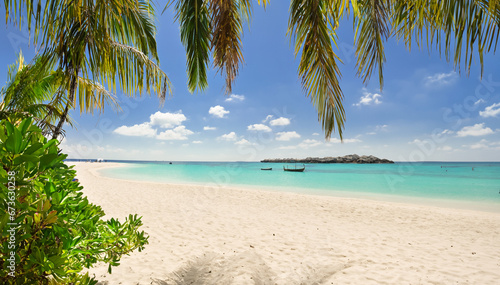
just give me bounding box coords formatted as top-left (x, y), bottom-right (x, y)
top-left (1, 2), bottom-right (500, 161)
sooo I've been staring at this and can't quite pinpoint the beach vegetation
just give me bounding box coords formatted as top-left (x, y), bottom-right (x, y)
top-left (0, 52), bottom-right (118, 138)
top-left (3, 0), bottom-right (170, 140)
top-left (0, 117), bottom-right (149, 284)
top-left (0, 53), bottom-right (66, 136)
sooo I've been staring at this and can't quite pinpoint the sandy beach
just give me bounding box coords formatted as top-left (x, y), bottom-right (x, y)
top-left (73, 162), bottom-right (500, 285)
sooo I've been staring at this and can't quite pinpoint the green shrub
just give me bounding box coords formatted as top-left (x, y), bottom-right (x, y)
top-left (0, 118), bottom-right (149, 284)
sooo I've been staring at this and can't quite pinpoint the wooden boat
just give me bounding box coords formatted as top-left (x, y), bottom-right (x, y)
top-left (283, 164), bottom-right (305, 172)
top-left (261, 167), bottom-right (272, 170)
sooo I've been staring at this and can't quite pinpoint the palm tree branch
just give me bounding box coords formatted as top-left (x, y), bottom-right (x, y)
top-left (289, 0), bottom-right (345, 139)
top-left (98, 41), bottom-right (171, 105)
top-left (352, 0), bottom-right (390, 88)
top-left (173, 0), bottom-right (211, 92)
top-left (209, 0), bottom-right (245, 94)
top-left (392, 0), bottom-right (500, 77)
top-left (75, 77), bottom-right (121, 115)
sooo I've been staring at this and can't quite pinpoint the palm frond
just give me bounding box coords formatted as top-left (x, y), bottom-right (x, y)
top-left (209, 0), bottom-right (245, 94)
top-left (1, 53), bottom-right (59, 111)
top-left (99, 41), bottom-right (171, 105)
top-left (239, 0), bottom-right (253, 22)
top-left (0, 52), bottom-right (72, 135)
top-left (352, 0), bottom-right (390, 88)
top-left (289, 0), bottom-right (345, 139)
top-left (173, 0), bottom-right (211, 92)
top-left (101, 0), bottom-right (160, 61)
top-left (75, 78), bottom-right (120, 115)
top-left (392, 0), bottom-right (500, 77)
top-left (257, 0), bottom-right (270, 9)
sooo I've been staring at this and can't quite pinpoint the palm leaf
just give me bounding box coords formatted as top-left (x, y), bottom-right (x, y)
top-left (99, 41), bottom-right (170, 105)
top-left (289, 0), bottom-right (345, 139)
top-left (352, 0), bottom-right (391, 88)
top-left (172, 0), bottom-right (211, 92)
top-left (392, 0), bottom-right (500, 77)
top-left (209, 0), bottom-right (246, 94)
top-left (75, 78), bottom-right (120, 115)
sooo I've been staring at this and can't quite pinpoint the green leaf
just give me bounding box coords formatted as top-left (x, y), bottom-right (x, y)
top-left (13, 154), bottom-right (40, 165)
top-left (43, 200), bottom-right (52, 211)
top-left (42, 139), bottom-right (58, 151)
top-left (34, 212), bottom-right (42, 224)
top-left (5, 120), bottom-right (15, 136)
top-left (39, 153), bottom-right (60, 169)
top-left (0, 125), bottom-right (7, 142)
top-left (45, 211), bottom-right (58, 224)
top-left (18, 117), bottom-right (33, 134)
top-left (24, 142), bottom-right (44, 155)
top-left (5, 127), bottom-right (23, 154)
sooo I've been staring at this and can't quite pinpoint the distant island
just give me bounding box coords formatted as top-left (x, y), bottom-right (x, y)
top-left (261, 154), bottom-right (394, 164)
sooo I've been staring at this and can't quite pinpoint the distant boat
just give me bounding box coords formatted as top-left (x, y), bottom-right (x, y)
top-left (283, 164), bottom-right (305, 172)
top-left (261, 167), bottom-right (272, 171)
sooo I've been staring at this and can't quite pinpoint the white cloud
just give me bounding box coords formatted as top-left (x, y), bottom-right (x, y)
top-left (225, 94), bottom-right (245, 102)
top-left (113, 123), bottom-right (156, 137)
top-left (275, 131), bottom-right (301, 141)
top-left (218, 132), bottom-right (237, 141)
top-left (247, 124), bottom-right (272, 132)
top-left (354, 89), bottom-right (382, 106)
top-left (203, 126), bottom-right (217, 131)
top-left (328, 138), bottom-right (362, 143)
top-left (156, 126), bottom-right (194, 140)
top-left (269, 117), bottom-right (291, 126)
top-left (209, 105), bottom-right (229, 118)
top-left (474, 99), bottom-right (486, 105)
top-left (235, 139), bottom-right (255, 146)
top-left (277, 145), bottom-right (297, 150)
top-left (409, 139), bottom-right (421, 145)
top-left (312, 133), bottom-right (320, 136)
top-left (462, 139), bottom-right (490, 150)
top-left (192, 141), bottom-right (203, 144)
top-left (438, 146), bottom-right (453, 151)
top-left (298, 139), bottom-right (323, 149)
top-left (469, 142), bottom-right (489, 149)
top-left (479, 102), bottom-right (500, 118)
top-left (425, 71), bottom-right (457, 86)
top-left (150, 111), bottom-right (186, 128)
top-left (262, 115), bottom-right (274, 123)
top-left (367, 125), bottom-right (388, 135)
top-left (456, 123), bottom-right (494, 137)
top-left (114, 110), bottom-right (194, 141)
top-left (441, 129), bottom-right (455, 135)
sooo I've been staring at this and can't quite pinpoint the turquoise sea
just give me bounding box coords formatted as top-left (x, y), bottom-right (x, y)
top-left (92, 161), bottom-right (500, 212)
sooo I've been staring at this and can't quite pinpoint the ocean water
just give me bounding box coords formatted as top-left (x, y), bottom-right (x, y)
top-left (96, 161), bottom-right (500, 211)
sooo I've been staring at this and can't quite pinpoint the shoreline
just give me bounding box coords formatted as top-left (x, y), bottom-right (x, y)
top-left (71, 162), bottom-right (500, 284)
top-left (83, 162), bottom-right (500, 214)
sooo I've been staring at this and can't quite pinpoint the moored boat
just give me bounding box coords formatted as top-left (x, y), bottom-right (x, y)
top-left (261, 167), bottom-right (272, 170)
top-left (283, 164), bottom-right (305, 172)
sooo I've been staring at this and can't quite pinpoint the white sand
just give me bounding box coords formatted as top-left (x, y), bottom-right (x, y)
top-left (72, 162), bottom-right (500, 285)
